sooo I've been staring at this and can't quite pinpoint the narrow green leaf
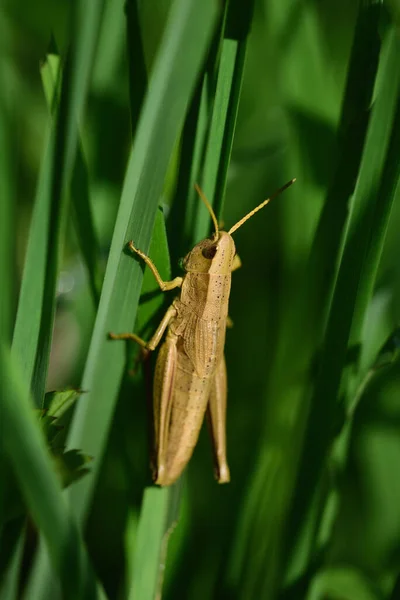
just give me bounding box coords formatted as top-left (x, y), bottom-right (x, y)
top-left (307, 567), bottom-right (379, 600)
top-left (0, 531), bottom-right (25, 600)
top-left (0, 54), bottom-right (14, 345)
top-left (40, 50), bottom-right (102, 307)
top-left (125, 0), bottom-right (147, 138)
top-left (11, 125), bottom-right (54, 400)
top-left (194, 0), bottom-right (255, 240)
top-left (44, 389), bottom-right (82, 419)
top-left (128, 488), bottom-right (170, 600)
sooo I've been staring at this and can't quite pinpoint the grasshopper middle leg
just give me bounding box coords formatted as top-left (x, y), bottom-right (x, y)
top-left (109, 304), bottom-right (177, 351)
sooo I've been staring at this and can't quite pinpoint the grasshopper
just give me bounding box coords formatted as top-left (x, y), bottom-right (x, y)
top-left (110, 179), bottom-right (295, 486)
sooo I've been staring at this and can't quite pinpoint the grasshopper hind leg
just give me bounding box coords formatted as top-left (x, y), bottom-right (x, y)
top-left (206, 355), bottom-right (230, 483)
top-left (153, 333), bottom-right (178, 485)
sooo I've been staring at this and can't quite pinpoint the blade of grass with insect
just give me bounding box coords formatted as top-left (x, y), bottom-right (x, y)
top-left (126, 206), bottom-right (172, 593)
top-left (289, 22), bottom-right (400, 584)
top-left (161, 2), bottom-right (257, 596)
top-left (125, 207), bottom-right (185, 600)
top-left (66, 0), bottom-right (219, 523)
top-left (0, 344), bottom-right (107, 600)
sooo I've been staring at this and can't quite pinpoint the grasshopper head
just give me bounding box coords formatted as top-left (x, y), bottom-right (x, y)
top-left (187, 178), bottom-right (296, 275)
top-left (183, 232), bottom-right (236, 274)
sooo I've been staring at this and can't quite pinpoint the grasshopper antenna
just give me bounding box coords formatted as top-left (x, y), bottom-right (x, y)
top-left (228, 178), bottom-right (296, 235)
top-left (195, 183), bottom-right (219, 239)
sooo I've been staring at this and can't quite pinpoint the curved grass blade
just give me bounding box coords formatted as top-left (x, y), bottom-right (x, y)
top-left (0, 344), bottom-right (106, 600)
top-left (194, 0), bottom-right (255, 241)
top-left (204, 0), bottom-right (255, 218)
top-left (41, 50), bottom-right (101, 307)
top-left (0, 49), bottom-right (19, 600)
top-left (0, 63), bottom-right (14, 346)
top-left (125, 0), bottom-right (147, 138)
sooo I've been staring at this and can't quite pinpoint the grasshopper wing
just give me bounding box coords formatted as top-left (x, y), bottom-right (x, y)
top-left (206, 355), bottom-right (230, 483)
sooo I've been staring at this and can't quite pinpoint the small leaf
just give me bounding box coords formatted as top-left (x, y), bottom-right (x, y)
top-left (44, 388), bottom-right (83, 419)
top-left (52, 450), bottom-right (93, 489)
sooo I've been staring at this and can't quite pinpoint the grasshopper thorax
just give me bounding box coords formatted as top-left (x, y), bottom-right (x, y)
top-left (183, 231), bottom-right (236, 275)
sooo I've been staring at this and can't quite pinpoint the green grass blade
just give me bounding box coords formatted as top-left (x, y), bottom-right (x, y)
top-left (348, 96), bottom-right (400, 353)
top-left (168, 0), bottom-right (254, 265)
top-left (0, 344), bottom-right (106, 600)
top-left (205, 0), bottom-right (255, 220)
top-left (307, 1), bottom-right (383, 315)
top-left (0, 534), bottom-right (25, 600)
top-left (66, 0), bottom-right (219, 525)
top-left (167, 79), bottom-right (210, 265)
top-left (70, 141), bottom-right (102, 306)
top-left (194, 0), bottom-right (255, 240)
top-left (11, 125), bottom-right (55, 400)
top-left (12, 0), bottom-right (105, 405)
top-left (128, 484), bottom-right (183, 600)
top-left (0, 51), bottom-right (18, 598)
top-left (0, 62), bottom-right (14, 346)
top-left (128, 488), bottom-right (170, 600)
top-left (41, 50), bottom-right (102, 307)
top-left (125, 0), bottom-right (147, 137)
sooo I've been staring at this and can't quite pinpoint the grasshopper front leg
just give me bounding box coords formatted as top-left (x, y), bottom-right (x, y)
top-left (128, 241), bottom-right (183, 291)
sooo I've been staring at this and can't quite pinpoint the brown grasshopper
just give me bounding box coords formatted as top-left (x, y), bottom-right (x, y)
top-left (110, 179), bottom-right (295, 486)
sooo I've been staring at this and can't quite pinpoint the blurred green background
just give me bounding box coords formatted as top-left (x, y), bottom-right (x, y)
top-left (2, 1), bottom-right (400, 599)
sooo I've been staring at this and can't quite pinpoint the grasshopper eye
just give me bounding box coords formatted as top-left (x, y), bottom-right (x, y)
top-left (202, 245), bottom-right (217, 260)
